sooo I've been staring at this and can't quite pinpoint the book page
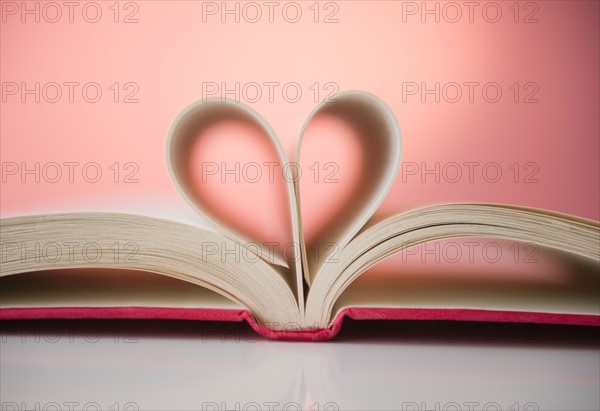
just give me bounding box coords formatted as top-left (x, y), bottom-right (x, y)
top-left (306, 203), bottom-right (600, 326)
top-left (295, 92), bottom-right (401, 285)
top-left (0, 268), bottom-right (241, 309)
top-left (332, 242), bottom-right (600, 318)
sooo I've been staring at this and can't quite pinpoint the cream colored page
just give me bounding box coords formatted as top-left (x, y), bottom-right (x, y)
top-left (305, 203), bottom-right (600, 326)
top-left (294, 91), bottom-right (402, 285)
top-left (0, 269), bottom-right (241, 309)
top-left (332, 260), bottom-right (600, 318)
top-left (166, 99), bottom-right (304, 307)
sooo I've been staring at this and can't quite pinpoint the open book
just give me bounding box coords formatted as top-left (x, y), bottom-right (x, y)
top-left (2, 91), bottom-right (599, 341)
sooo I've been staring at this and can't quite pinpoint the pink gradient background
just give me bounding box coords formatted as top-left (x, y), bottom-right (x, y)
top-left (1, 1), bottom-right (599, 271)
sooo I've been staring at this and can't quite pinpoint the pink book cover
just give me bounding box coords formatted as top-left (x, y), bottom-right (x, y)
top-left (1, 1), bottom-right (599, 341)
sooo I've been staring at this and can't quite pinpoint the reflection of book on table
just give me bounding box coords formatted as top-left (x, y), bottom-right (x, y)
top-left (2, 91), bottom-right (599, 341)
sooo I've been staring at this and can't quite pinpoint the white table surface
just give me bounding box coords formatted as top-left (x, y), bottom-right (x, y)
top-left (1, 319), bottom-right (598, 411)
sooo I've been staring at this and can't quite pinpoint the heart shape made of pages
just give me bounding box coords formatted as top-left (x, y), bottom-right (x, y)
top-left (166, 91), bottom-right (401, 287)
